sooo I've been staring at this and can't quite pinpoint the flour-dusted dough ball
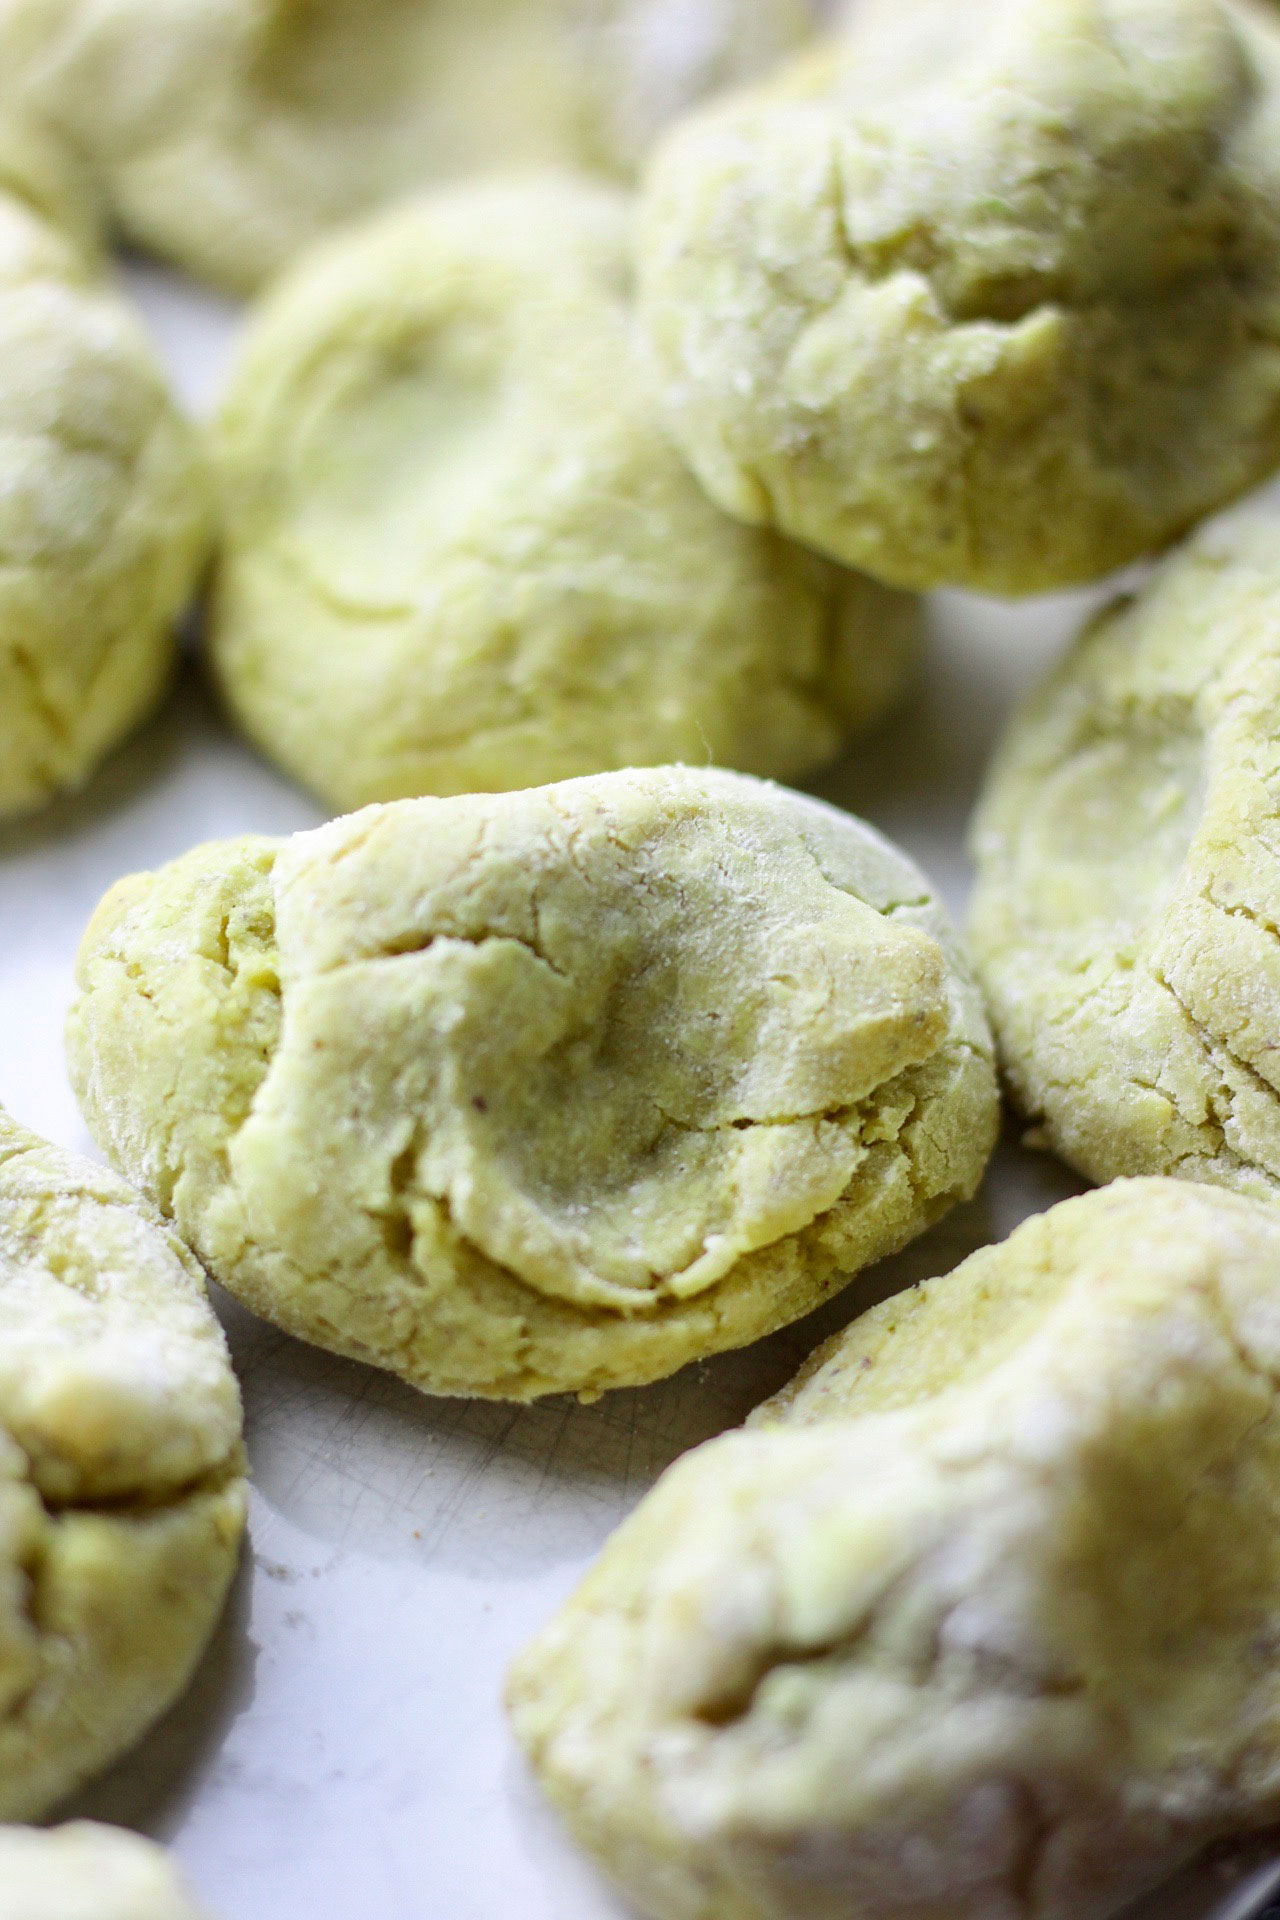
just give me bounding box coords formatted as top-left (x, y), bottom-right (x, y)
top-left (510, 1178), bottom-right (1280, 1920)
top-left (0, 0), bottom-right (814, 294)
top-left (209, 176), bottom-right (916, 812)
top-left (968, 503), bottom-right (1280, 1194)
top-left (67, 769), bottom-right (996, 1401)
top-left (638, 0), bottom-right (1280, 596)
top-left (0, 129), bottom-right (208, 824)
top-left (0, 1111), bottom-right (245, 1820)
top-left (0, 1823), bottom-right (210, 1920)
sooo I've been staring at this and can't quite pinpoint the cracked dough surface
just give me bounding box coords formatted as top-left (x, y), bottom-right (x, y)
top-left (0, 1110), bottom-right (245, 1821)
top-left (509, 1177), bottom-right (1280, 1920)
top-left (210, 174), bottom-right (917, 811)
top-left (637, 0), bottom-right (1280, 595)
top-left (66, 767), bottom-right (996, 1401)
top-left (969, 501), bottom-right (1280, 1196)
top-left (0, 0), bottom-right (813, 294)
top-left (0, 1822), bottom-right (209, 1919)
top-left (0, 121), bottom-right (209, 824)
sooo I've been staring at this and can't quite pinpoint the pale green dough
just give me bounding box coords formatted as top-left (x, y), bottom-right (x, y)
top-left (638, 0), bottom-right (1280, 595)
top-left (0, 1110), bottom-right (245, 1821)
top-left (510, 1177), bottom-right (1280, 1920)
top-left (0, 0), bottom-right (814, 294)
top-left (210, 175), bottom-right (917, 811)
top-left (970, 501), bottom-right (1280, 1195)
top-left (0, 1823), bottom-right (210, 1919)
top-left (0, 121), bottom-right (208, 824)
top-left (67, 767), bottom-right (997, 1401)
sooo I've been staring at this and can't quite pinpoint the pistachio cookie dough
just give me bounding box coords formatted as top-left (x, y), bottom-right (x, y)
top-left (0, 1823), bottom-right (210, 1920)
top-left (511, 1178), bottom-right (1280, 1920)
top-left (210, 176), bottom-right (915, 811)
top-left (969, 503), bottom-right (1280, 1195)
top-left (0, 125), bottom-right (208, 824)
top-left (67, 768), bottom-right (997, 1401)
top-left (638, 0), bottom-right (1280, 595)
top-left (0, 1110), bottom-right (245, 1819)
top-left (0, 0), bottom-right (813, 294)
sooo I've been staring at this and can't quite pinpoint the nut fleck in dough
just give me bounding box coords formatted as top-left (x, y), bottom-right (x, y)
top-left (67, 768), bottom-right (996, 1402)
top-left (969, 503), bottom-right (1280, 1195)
top-left (0, 1823), bottom-right (210, 1920)
top-left (0, 124), bottom-right (209, 824)
top-left (510, 1178), bottom-right (1280, 1920)
top-left (210, 175), bottom-right (916, 812)
top-left (0, 1110), bottom-right (245, 1820)
top-left (638, 0), bottom-right (1280, 595)
top-left (0, 0), bottom-right (813, 294)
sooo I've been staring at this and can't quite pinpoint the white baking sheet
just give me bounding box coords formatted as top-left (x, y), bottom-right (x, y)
top-left (0, 258), bottom-right (1275, 1920)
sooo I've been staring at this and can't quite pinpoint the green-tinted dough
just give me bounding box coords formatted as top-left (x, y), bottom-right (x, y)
top-left (0, 122), bottom-right (208, 824)
top-left (210, 175), bottom-right (917, 811)
top-left (969, 502), bottom-right (1280, 1194)
top-left (638, 0), bottom-right (1280, 595)
top-left (0, 1110), bottom-right (245, 1820)
top-left (66, 767), bottom-right (996, 1401)
top-left (0, 0), bottom-right (813, 294)
top-left (0, 1823), bottom-right (209, 1919)
top-left (510, 1177), bottom-right (1280, 1920)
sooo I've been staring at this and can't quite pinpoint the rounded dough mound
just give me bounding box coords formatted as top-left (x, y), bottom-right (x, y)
top-left (0, 128), bottom-right (209, 824)
top-left (66, 768), bottom-right (996, 1402)
top-left (210, 175), bottom-right (916, 812)
top-left (510, 1177), bottom-right (1280, 1920)
top-left (637, 0), bottom-right (1280, 596)
top-left (0, 1823), bottom-right (209, 1920)
top-left (969, 502), bottom-right (1280, 1195)
top-left (0, 1110), bottom-right (245, 1821)
top-left (0, 0), bottom-right (814, 294)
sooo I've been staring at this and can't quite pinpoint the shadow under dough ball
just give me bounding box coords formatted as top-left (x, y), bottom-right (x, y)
top-left (210, 173), bottom-right (918, 811)
top-left (638, 0), bottom-right (1280, 595)
top-left (0, 0), bottom-right (814, 293)
top-left (0, 1111), bottom-right (246, 1822)
top-left (66, 767), bottom-right (997, 1402)
top-left (0, 117), bottom-right (209, 824)
top-left (510, 1177), bottom-right (1280, 1920)
top-left (970, 499), bottom-right (1280, 1195)
top-left (0, 1823), bottom-right (211, 1920)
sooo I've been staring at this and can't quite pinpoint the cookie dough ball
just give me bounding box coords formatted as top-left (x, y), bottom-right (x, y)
top-left (0, 133), bottom-right (208, 824)
top-left (968, 503), bottom-right (1280, 1195)
top-left (638, 0), bottom-right (1280, 596)
top-left (510, 1178), bottom-right (1280, 1920)
top-left (66, 768), bottom-right (996, 1401)
top-left (0, 0), bottom-right (814, 294)
top-left (210, 176), bottom-right (915, 811)
top-left (0, 1823), bottom-right (209, 1920)
top-left (0, 1110), bottom-right (245, 1819)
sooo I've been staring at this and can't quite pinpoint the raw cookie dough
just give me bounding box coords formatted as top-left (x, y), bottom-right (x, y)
top-left (637, 0), bottom-right (1280, 595)
top-left (66, 767), bottom-right (997, 1401)
top-left (210, 175), bottom-right (917, 811)
top-left (0, 123), bottom-right (208, 824)
top-left (0, 1109), bottom-right (246, 1820)
top-left (510, 1177), bottom-right (1280, 1920)
top-left (0, 1822), bottom-right (209, 1919)
top-left (969, 502), bottom-right (1280, 1195)
top-left (0, 0), bottom-right (814, 294)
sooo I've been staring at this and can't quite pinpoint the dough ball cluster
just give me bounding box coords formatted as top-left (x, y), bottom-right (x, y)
top-left (0, 1823), bottom-right (209, 1920)
top-left (0, 119), bottom-right (208, 823)
top-left (637, 0), bottom-right (1280, 595)
top-left (0, 0), bottom-right (813, 293)
top-left (510, 1178), bottom-right (1280, 1920)
top-left (0, 1109), bottom-right (245, 1821)
top-left (66, 767), bottom-right (997, 1402)
top-left (970, 502), bottom-right (1280, 1197)
top-left (210, 174), bottom-right (917, 811)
